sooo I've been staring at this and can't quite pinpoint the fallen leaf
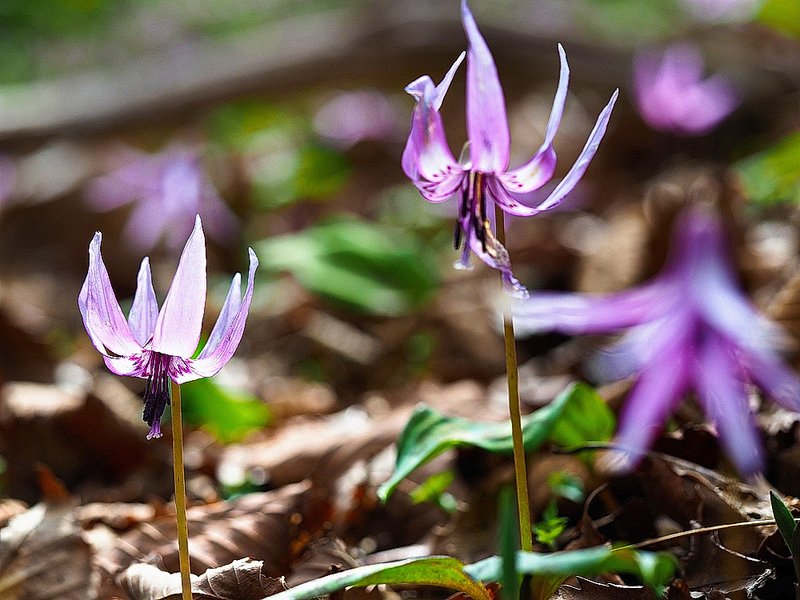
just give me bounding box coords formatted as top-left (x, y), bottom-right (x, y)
top-left (553, 577), bottom-right (658, 600)
top-left (120, 557), bottom-right (286, 600)
top-left (0, 499), bottom-right (98, 599)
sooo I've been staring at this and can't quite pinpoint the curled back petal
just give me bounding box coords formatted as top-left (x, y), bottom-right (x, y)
top-left (432, 51), bottom-right (466, 111)
top-left (695, 331), bottom-right (764, 476)
top-left (402, 79), bottom-right (465, 203)
top-left (151, 215), bottom-right (207, 358)
top-left (493, 90), bottom-right (618, 216)
top-left (498, 44), bottom-right (569, 194)
top-left (462, 0), bottom-right (510, 173)
top-left (78, 232), bottom-right (141, 358)
top-left (180, 248), bottom-right (259, 382)
top-left (128, 257), bottom-right (159, 347)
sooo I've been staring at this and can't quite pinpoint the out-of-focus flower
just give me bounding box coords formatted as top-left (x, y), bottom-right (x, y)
top-left (512, 207), bottom-right (800, 476)
top-left (314, 90), bottom-right (401, 148)
top-left (402, 0), bottom-right (617, 297)
top-left (633, 44), bottom-right (739, 136)
top-left (679, 0), bottom-right (760, 23)
top-left (86, 146), bottom-right (238, 251)
top-left (78, 216), bottom-right (258, 439)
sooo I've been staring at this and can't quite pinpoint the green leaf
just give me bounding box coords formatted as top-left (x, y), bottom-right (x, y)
top-left (378, 382), bottom-right (591, 502)
top-left (256, 217), bottom-right (439, 316)
top-left (409, 471), bottom-right (458, 513)
top-left (735, 132), bottom-right (800, 205)
top-left (465, 546), bottom-right (677, 596)
top-left (180, 378), bottom-right (270, 444)
top-left (547, 471), bottom-right (585, 504)
top-left (756, 0), bottom-right (800, 37)
top-left (770, 490), bottom-right (799, 551)
top-left (548, 383), bottom-right (615, 448)
top-left (498, 487), bottom-right (520, 600)
top-left (264, 557), bottom-right (491, 600)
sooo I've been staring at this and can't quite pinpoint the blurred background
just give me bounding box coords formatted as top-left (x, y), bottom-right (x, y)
top-left (0, 0), bottom-right (799, 504)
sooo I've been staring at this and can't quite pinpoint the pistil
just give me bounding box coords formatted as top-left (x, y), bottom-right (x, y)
top-left (143, 352), bottom-right (171, 439)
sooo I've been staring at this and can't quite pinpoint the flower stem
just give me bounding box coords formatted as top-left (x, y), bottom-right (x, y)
top-left (170, 380), bottom-right (193, 600)
top-left (494, 207), bottom-right (533, 553)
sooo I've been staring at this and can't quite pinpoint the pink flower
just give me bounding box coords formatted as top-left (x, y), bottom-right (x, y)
top-left (78, 216), bottom-right (258, 438)
top-left (86, 146), bottom-right (238, 251)
top-left (513, 207), bottom-right (800, 476)
top-left (634, 44), bottom-right (739, 136)
top-left (402, 0), bottom-right (617, 296)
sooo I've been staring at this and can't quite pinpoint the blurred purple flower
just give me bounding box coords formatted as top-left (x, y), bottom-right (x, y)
top-left (633, 44), bottom-right (739, 136)
top-left (314, 90), bottom-right (400, 148)
top-left (86, 146), bottom-right (237, 251)
top-left (78, 216), bottom-right (258, 439)
top-left (402, 0), bottom-right (617, 297)
top-left (512, 207), bottom-right (800, 476)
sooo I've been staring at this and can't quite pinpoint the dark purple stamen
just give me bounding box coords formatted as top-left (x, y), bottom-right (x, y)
top-left (142, 352), bottom-right (171, 439)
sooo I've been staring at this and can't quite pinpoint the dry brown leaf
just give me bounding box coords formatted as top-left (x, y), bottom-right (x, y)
top-left (682, 528), bottom-right (774, 597)
top-left (0, 499), bottom-right (98, 599)
top-left (120, 558), bottom-right (286, 600)
top-left (0, 377), bottom-right (156, 503)
top-left (96, 480), bottom-right (323, 596)
top-left (553, 577), bottom-right (658, 600)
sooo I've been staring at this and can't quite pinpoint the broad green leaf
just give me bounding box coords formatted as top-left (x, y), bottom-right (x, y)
top-left (736, 132), bottom-right (800, 205)
top-left (465, 546), bottom-right (677, 597)
top-left (378, 382), bottom-right (590, 502)
top-left (770, 490), bottom-right (799, 550)
top-left (180, 378), bottom-right (270, 444)
top-left (263, 556), bottom-right (491, 600)
top-left (548, 383), bottom-right (614, 448)
top-left (256, 217), bottom-right (439, 316)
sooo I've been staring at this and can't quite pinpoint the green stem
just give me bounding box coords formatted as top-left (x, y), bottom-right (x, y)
top-left (494, 207), bottom-right (533, 553)
top-left (170, 381), bottom-right (193, 600)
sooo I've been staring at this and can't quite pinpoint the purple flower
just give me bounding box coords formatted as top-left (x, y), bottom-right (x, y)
top-left (78, 216), bottom-right (258, 439)
top-left (512, 207), bottom-right (800, 476)
top-left (86, 146), bottom-right (238, 251)
top-left (633, 44), bottom-right (739, 136)
top-left (401, 0), bottom-right (617, 297)
top-left (314, 90), bottom-right (401, 148)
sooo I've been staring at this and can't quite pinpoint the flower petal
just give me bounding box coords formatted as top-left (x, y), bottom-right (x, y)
top-left (695, 331), bottom-right (764, 476)
top-left (150, 215), bottom-right (207, 358)
top-left (402, 66), bottom-right (466, 203)
top-left (492, 90), bottom-right (618, 216)
top-left (78, 232), bottom-right (142, 358)
top-left (180, 248), bottom-right (259, 382)
top-left (499, 44), bottom-right (569, 193)
top-left (128, 257), bottom-right (159, 346)
top-left (741, 350), bottom-right (800, 413)
top-left (201, 272), bottom-right (242, 359)
top-left (512, 278), bottom-right (670, 337)
top-left (610, 344), bottom-right (690, 472)
top-left (462, 0), bottom-right (510, 173)
top-left (103, 353), bottom-right (149, 378)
